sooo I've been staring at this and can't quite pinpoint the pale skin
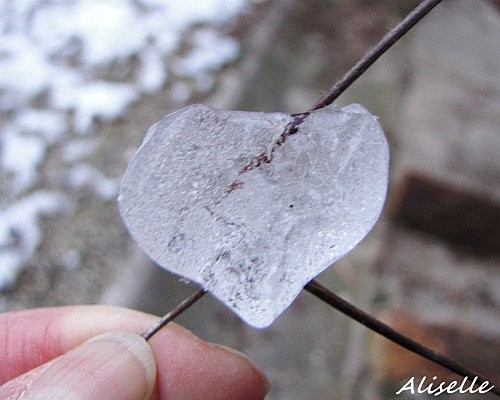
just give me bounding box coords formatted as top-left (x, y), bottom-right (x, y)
top-left (0, 305), bottom-right (269, 400)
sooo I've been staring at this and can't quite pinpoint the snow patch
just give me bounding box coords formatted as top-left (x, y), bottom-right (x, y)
top-left (0, 191), bottom-right (69, 289)
top-left (52, 81), bottom-right (138, 134)
top-left (0, 0), bottom-right (253, 289)
top-left (138, 47), bottom-right (168, 94)
top-left (173, 29), bottom-right (240, 77)
top-left (66, 164), bottom-right (119, 200)
top-left (1, 128), bottom-right (47, 193)
top-left (0, 35), bottom-right (52, 109)
top-left (14, 109), bottom-right (67, 143)
top-left (62, 139), bottom-right (99, 163)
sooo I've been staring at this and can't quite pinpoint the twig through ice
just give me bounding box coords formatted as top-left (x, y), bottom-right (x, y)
top-left (140, 0), bottom-right (500, 396)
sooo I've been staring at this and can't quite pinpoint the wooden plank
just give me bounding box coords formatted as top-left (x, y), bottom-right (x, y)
top-left (390, 173), bottom-right (500, 258)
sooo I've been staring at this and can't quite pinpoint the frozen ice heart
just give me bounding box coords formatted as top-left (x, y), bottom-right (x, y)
top-left (118, 103), bottom-right (389, 328)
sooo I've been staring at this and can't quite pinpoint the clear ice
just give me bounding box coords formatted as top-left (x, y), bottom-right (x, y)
top-left (118, 103), bottom-right (389, 328)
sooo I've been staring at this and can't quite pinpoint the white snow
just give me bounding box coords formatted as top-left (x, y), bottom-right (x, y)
top-left (14, 109), bottom-right (67, 143)
top-left (1, 127), bottom-right (47, 193)
top-left (71, 1), bottom-right (149, 65)
top-left (52, 81), bottom-right (138, 134)
top-left (0, 191), bottom-right (69, 289)
top-left (0, 0), bottom-right (253, 289)
top-left (0, 35), bottom-right (52, 109)
top-left (66, 164), bottom-right (120, 200)
top-left (173, 28), bottom-right (240, 77)
top-left (2, 0), bottom-right (248, 126)
top-left (62, 139), bottom-right (99, 163)
top-left (138, 47), bottom-right (168, 94)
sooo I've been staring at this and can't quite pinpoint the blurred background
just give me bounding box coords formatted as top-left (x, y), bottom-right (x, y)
top-left (1, 0), bottom-right (499, 399)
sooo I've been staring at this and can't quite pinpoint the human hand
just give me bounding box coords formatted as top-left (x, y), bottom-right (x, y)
top-left (0, 305), bottom-right (269, 399)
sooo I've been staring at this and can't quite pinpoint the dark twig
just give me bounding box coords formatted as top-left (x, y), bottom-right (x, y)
top-left (305, 279), bottom-right (500, 396)
top-left (141, 288), bottom-right (206, 341)
top-left (309, 0), bottom-right (442, 111)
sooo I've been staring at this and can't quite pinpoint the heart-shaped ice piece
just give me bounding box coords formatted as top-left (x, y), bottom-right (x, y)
top-left (118, 103), bottom-right (388, 327)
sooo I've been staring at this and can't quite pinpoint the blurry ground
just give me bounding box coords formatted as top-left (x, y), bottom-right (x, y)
top-left (1, 1), bottom-right (499, 399)
top-left (1, 0), bottom-right (253, 302)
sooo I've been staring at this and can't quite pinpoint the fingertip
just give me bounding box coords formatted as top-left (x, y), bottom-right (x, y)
top-left (0, 331), bottom-right (156, 400)
top-left (150, 325), bottom-right (269, 400)
top-left (59, 306), bottom-right (158, 348)
top-left (216, 344), bottom-right (271, 398)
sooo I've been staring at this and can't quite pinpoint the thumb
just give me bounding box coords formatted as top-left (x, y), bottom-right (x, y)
top-left (0, 331), bottom-right (156, 400)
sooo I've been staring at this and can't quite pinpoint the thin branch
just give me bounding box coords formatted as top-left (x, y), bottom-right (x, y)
top-left (305, 279), bottom-right (500, 397)
top-left (141, 288), bottom-right (206, 341)
top-left (309, 0), bottom-right (442, 111)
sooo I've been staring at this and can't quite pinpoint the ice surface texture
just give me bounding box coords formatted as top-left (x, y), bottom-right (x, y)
top-left (119, 104), bottom-right (389, 327)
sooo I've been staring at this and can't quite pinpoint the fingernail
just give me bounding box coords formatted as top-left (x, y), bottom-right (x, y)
top-left (9, 331), bottom-right (156, 400)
